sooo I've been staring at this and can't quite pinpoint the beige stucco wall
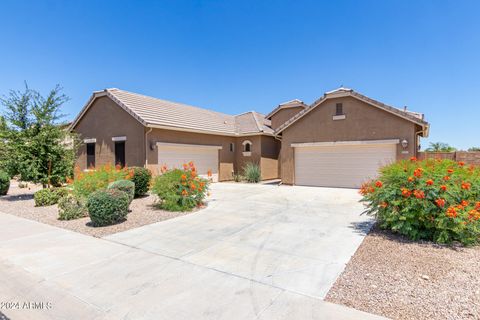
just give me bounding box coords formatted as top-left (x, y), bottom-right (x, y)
top-left (260, 135), bottom-right (280, 180)
top-left (270, 106), bottom-right (304, 130)
top-left (73, 96), bottom-right (146, 171)
top-left (235, 135), bottom-right (262, 178)
top-left (233, 135), bottom-right (279, 180)
top-left (279, 96), bottom-right (419, 185)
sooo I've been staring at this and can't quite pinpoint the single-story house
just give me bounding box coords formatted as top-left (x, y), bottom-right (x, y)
top-left (70, 87), bottom-right (429, 188)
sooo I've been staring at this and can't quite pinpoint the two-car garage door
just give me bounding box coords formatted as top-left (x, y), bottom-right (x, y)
top-left (157, 143), bottom-right (221, 182)
top-left (294, 141), bottom-right (397, 188)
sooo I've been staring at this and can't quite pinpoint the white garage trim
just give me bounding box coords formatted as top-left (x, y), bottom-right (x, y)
top-left (294, 142), bottom-right (397, 188)
top-left (291, 139), bottom-right (400, 148)
top-left (156, 142), bottom-right (222, 150)
top-left (156, 142), bottom-right (221, 182)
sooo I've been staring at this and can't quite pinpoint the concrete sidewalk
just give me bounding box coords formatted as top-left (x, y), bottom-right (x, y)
top-left (0, 212), bottom-right (385, 320)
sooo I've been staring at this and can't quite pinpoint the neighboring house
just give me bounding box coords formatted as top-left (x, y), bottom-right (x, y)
top-left (71, 87), bottom-right (429, 188)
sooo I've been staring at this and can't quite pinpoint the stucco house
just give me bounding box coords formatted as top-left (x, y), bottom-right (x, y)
top-left (70, 87), bottom-right (429, 188)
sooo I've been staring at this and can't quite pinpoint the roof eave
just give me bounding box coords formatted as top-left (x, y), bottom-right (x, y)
top-left (146, 123), bottom-right (273, 137)
top-left (265, 103), bottom-right (307, 120)
top-left (70, 89), bottom-right (149, 131)
top-left (275, 91), bottom-right (429, 135)
top-left (69, 90), bottom-right (109, 131)
top-left (146, 123), bottom-right (237, 136)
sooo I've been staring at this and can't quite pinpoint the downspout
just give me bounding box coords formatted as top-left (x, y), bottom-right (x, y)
top-left (145, 127), bottom-right (153, 168)
top-left (274, 132), bottom-right (283, 185)
top-left (415, 127), bottom-right (427, 156)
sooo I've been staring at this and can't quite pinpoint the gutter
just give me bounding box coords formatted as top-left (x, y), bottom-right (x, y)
top-left (145, 127), bottom-right (153, 167)
top-left (415, 126), bottom-right (429, 153)
top-left (146, 124), bottom-right (274, 137)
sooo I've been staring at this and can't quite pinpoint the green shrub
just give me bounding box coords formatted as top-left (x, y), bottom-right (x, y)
top-left (87, 189), bottom-right (130, 227)
top-left (0, 170), bottom-right (10, 196)
top-left (361, 158), bottom-right (480, 245)
top-left (71, 164), bottom-right (134, 199)
top-left (243, 162), bottom-right (261, 183)
top-left (152, 165), bottom-right (209, 211)
top-left (107, 179), bottom-right (135, 203)
top-left (34, 187), bottom-right (69, 207)
top-left (58, 194), bottom-right (88, 220)
top-left (130, 167), bottom-right (152, 197)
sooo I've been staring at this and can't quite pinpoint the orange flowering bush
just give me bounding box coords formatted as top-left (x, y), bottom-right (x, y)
top-left (360, 159), bottom-right (480, 245)
top-left (70, 164), bottom-right (134, 199)
top-left (151, 162), bottom-right (210, 211)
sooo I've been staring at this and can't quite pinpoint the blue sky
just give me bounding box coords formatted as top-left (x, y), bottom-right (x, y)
top-left (1, 0), bottom-right (479, 150)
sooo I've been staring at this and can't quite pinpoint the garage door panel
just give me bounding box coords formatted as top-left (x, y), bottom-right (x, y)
top-left (294, 144), bottom-right (396, 188)
top-left (158, 145), bottom-right (219, 182)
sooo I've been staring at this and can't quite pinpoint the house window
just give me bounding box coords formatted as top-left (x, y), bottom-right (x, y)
top-left (336, 103), bottom-right (343, 115)
top-left (115, 141), bottom-right (126, 168)
top-left (242, 140), bottom-right (252, 156)
top-left (86, 143), bottom-right (95, 168)
top-left (229, 143), bottom-right (235, 152)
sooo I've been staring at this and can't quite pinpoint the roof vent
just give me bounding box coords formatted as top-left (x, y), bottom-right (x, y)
top-left (403, 106), bottom-right (408, 112)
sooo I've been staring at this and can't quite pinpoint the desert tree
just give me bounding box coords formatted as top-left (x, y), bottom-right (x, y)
top-left (0, 84), bottom-right (79, 187)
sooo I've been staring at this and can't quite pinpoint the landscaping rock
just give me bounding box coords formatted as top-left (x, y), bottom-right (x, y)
top-left (325, 225), bottom-right (480, 320)
top-left (0, 180), bottom-right (199, 238)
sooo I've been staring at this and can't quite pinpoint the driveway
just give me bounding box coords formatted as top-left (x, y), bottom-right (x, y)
top-left (106, 183), bottom-right (372, 298)
top-left (0, 183), bottom-right (381, 320)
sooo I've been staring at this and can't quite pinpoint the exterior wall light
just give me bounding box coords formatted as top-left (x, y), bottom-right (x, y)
top-left (401, 139), bottom-right (408, 149)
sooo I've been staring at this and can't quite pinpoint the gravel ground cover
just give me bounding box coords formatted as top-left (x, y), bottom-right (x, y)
top-left (0, 181), bottom-right (196, 238)
top-left (326, 225), bottom-right (480, 320)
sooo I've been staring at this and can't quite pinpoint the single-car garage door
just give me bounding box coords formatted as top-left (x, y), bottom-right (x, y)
top-left (157, 143), bottom-right (221, 182)
top-left (294, 141), bottom-right (397, 188)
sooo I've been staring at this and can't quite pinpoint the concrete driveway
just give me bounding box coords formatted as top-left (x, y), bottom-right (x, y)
top-left (106, 183), bottom-right (372, 298)
top-left (0, 183), bottom-right (381, 320)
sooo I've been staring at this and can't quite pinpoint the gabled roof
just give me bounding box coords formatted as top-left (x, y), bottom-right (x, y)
top-left (274, 87), bottom-right (429, 136)
top-left (70, 88), bottom-right (273, 136)
top-left (265, 99), bottom-right (307, 120)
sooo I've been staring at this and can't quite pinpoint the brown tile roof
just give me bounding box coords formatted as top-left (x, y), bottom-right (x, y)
top-left (265, 99), bottom-right (307, 120)
top-left (71, 88), bottom-right (273, 136)
top-left (234, 111), bottom-right (274, 135)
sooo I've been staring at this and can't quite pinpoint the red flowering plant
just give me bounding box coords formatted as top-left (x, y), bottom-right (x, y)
top-left (70, 164), bottom-right (134, 199)
top-left (151, 161), bottom-right (210, 211)
top-left (360, 159), bottom-right (480, 245)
